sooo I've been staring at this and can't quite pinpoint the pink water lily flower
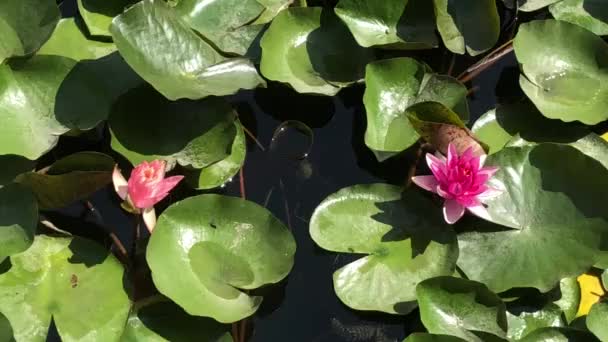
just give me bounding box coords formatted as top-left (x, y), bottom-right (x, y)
top-left (412, 144), bottom-right (501, 224)
top-left (112, 160), bottom-right (183, 232)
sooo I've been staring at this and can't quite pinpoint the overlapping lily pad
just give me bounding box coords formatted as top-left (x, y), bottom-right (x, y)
top-left (514, 19), bottom-right (608, 125)
top-left (15, 152), bottom-right (114, 210)
top-left (519, 327), bottom-right (599, 341)
top-left (335, 0), bottom-right (437, 49)
top-left (0, 183), bottom-right (37, 263)
top-left (588, 301), bottom-right (608, 341)
top-left (121, 297), bottom-right (231, 341)
top-left (78, 0), bottom-right (128, 37)
top-left (38, 18), bottom-right (116, 61)
top-left (458, 144), bottom-right (608, 293)
top-left (513, 0), bottom-right (562, 11)
top-left (416, 276), bottom-right (507, 341)
top-left (184, 121), bottom-right (246, 190)
top-left (363, 58), bottom-right (468, 160)
top-left (403, 334), bottom-right (466, 342)
top-left (507, 304), bottom-right (565, 340)
top-left (110, 86), bottom-right (237, 169)
top-left (0, 0), bottom-right (60, 63)
top-left (260, 7), bottom-right (373, 95)
top-left (0, 235), bottom-right (130, 342)
top-left (433, 0), bottom-right (500, 56)
top-left (310, 184), bottom-right (458, 314)
top-left (0, 156), bottom-right (35, 186)
top-left (146, 194), bottom-right (296, 323)
top-left (110, 0), bottom-right (265, 100)
top-left (549, 0), bottom-right (608, 36)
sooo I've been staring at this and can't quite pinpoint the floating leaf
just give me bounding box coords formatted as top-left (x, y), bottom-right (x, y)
top-left (0, 312), bottom-right (13, 342)
top-left (310, 184), bottom-right (458, 314)
top-left (38, 18), bottom-right (116, 60)
top-left (457, 144), bottom-right (608, 293)
top-left (175, 0), bottom-right (266, 56)
top-left (554, 277), bottom-right (581, 323)
top-left (416, 276), bottom-right (508, 341)
top-left (576, 273), bottom-right (605, 317)
top-left (0, 235), bottom-right (130, 342)
top-left (363, 58), bottom-right (468, 161)
top-left (335, 0), bottom-right (437, 48)
top-left (433, 0), bottom-right (500, 56)
top-left (403, 333), bottom-right (467, 342)
top-left (507, 304), bottom-right (565, 340)
top-left (110, 86), bottom-right (237, 169)
top-left (407, 102), bottom-right (485, 156)
top-left (16, 152), bottom-right (114, 210)
top-left (0, 0), bottom-right (60, 63)
top-left (121, 297), bottom-right (231, 342)
top-left (588, 301), bottom-right (608, 341)
top-left (515, 0), bottom-right (562, 11)
top-left (254, 0), bottom-right (293, 24)
top-left (111, 0), bottom-right (265, 100)
top-left (0, 156), bottom-right (35, 186)
top-left (549, 0), bottom-right (608, 35)
top-left (514, 19), bottom-right (608, 125)
top-left (147, 194), bottom-right (296, 323)
top-left (603, 270), bottom-right (607, 289)
top-left (519, 327), bottom-right (600, 341)
top-left (0, 183), bottom-right (37, 263)
top-left (184, 121), bottom-right (246, 190)
top-left (78, 0), bottom-right (128, 37)
top-left (260, 7), bottom-right (373, 95)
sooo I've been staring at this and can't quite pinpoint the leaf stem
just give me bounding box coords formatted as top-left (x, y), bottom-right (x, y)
top-left (83, 200), bottom-right (130, 265)
top-left (457, 40), bottom-right (514, 83)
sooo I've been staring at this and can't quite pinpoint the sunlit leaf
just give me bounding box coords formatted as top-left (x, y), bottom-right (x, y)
top-left (38, 18), bottom-right (116, 60)
top-left (549, 0), bottom-right (608, 35)
top-left (587, 300), bottom-right (608, 341)
top-left (78, 0), bottom-right (129, 37)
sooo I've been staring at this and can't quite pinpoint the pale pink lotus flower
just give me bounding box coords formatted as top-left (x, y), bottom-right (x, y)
top-left (112, 160), bottom-right (183, 232)
top-left (411, 144), bottom-right (501, 224)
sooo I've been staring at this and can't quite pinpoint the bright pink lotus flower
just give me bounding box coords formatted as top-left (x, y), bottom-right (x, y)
top-left (412, 144), bottom-right (501, 224)
top-left (112, 160), bottom-right (183, 232)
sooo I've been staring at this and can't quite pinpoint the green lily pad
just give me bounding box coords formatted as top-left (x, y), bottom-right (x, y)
top-left (335, 0), bottom-right (437, 49)
top-left (78, 0), bottom-right (128, 37)
top-left (457, 144), bottom-right (608, 293)
top-left (416, 276), bottom-right (508, 341)
top-left (0, 235), bottom-right (130, 342)
top-left (0, 312), bottom-right (13, 342)
top-left (602, 270), bottom-right (607, 289)
top-left (516, 0), bottom-right (562, 11)
top-left (587, 300), bottom-right (608, 341)
top-left (403, 333), bottom-right (467, 342)
top-left (433, 0), bottom-right (500, 56)
top-left (110, 86), bottom-right (237, 169)
top-left (147, 194), bottom-right (296, 323)
top-left (363, 58), bottom-right (468, 160)
top-left (0, 0), bottom-right (60, 63)
top-left (111, 0), bottom-right (265, 100)
top-left (254, 0), bottom-right (293, 24)
top-left (514, 19), bottom-right (608, 125)
top-left (549, 0), bottom-right (608, 36)
top-left (553, 277), bottom-right (581, 323)
top-left (184, 121), bottom-right (246, 190)
top-left (507, 304), bottom-right (565, 340)
top-left (0, 183), bottom-right (37, 263)
top-left (38, 18), bottom-right (116, 60)
top-left (121, 297), bottom-right (231, 342)
top-left (310, 184), bottom-right (458, 314)
top-left (260, 7), bottom-right (373, 95)
top-left (15, 152), bottom-right (114, 210)
top-left (175, 0), bottom-right (266, 56)
top-left (0, 156), bottom-right (35, 186)
top-left (519, 327), bottom-right (600, 341)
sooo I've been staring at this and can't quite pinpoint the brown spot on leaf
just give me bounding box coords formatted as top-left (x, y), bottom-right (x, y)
top-left (70, 274), bottom-right (78, 288)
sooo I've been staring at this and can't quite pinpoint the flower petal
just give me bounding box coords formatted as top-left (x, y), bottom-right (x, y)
top-left (467, 204), bottom-right (492, 221)
top-left (443, 199), bottom-right (465, 224)
top-left (436, 185), bottom-right (453, 199)
top-left (112, 165), bottom-right (128, 200)
top-left (477, 154), bottom-right (487, 168)
top-left (447, 143), bottom-right (458, 166)
top-left (411, 176), bottom-right (438, 192)
top-left (426, 153), bottom-right (445, 170)
top-left (142, 207), bottom-right (157, 233)
top-left (479, 166), bottom-right (499, 178)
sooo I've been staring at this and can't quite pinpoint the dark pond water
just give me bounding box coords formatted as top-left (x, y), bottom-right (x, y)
top-left (45, 1), bottom-right (520, 341)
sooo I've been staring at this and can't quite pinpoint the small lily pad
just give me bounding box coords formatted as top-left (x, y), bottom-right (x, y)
top-left (0, 183), bottom-right (38, 263)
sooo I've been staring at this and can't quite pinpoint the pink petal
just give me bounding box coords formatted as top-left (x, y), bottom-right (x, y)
top-left (447, 144), bottom-right (458, 166)
top-left (411, 176), bottom-right (438, 192)
top-left (443, 199), bottom-right (465, 224)
top-left (436, 185), bottom-right (453, 199)
top-left (149, 176), bottom-right (184, 201)
top-left (128, 182), bottom-right (155, 209)
top-left (477, 187), bottom-right (503, 201)
top-left (478, 166), bottom-right (499, 178)
top-left (460, 147), bottom-right (474, 162)
top-left (148, 160), bottom-right (167, 179)
top-left (426, 153), bottom-right (445, 170)
top-left (112, 166), bottom-right (128, 201)
top-left (467, 204), bottom-right (492, 221)
top-left (142, 207), bottom-right (157, 233)
top-left (477, 154), bottom-right (487, 168)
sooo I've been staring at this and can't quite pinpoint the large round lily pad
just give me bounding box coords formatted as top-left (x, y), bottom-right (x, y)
top-left (416, 276), bottom-right (508, 341)
top-left (310, 184), bottom-right (458, 314)
top-left (0, 235), bottom-right (130, 342)
top-left (433, 0), bottom-right (500, 56)
top-left (457, 144), bottom-right (608, 293)
top-left (121, 297), bottom-right (231, 342)
top-left (0, 183), bottom-right (37, 263)
top-left (588, 301), bottom-right (608, 341)
top-left (335, 0), bottom-right (437, 49)
top-left (260, 7), bottom-right (373, 95)
top-left (549, 0), bottom-right (608, 36)
top-left (146, 194), bottom-right (296, 323)
top-left (363, 58), bottom-right (468, 160)
top-left (110, 0), bottom-right (265, 100)
top-left (0, 0), bottom-right (60, 63)
top-left (514, 19), bottom-right (608, 125)
top-left (519, 327), bottom-right (600, 341)
top-left (109, 86), bottom-right (237, 169)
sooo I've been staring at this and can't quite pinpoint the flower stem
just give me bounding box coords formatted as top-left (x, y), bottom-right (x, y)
top-left (83, 200), bottom-right (129, 265)
top-left (457, 40), bottom-right (514, 83)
